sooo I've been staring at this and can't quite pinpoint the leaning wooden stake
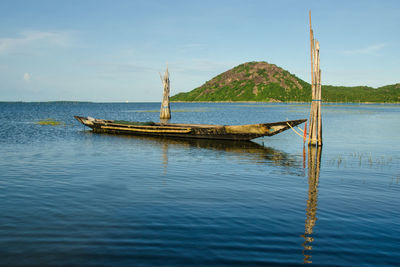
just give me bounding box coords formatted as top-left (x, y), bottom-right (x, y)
top-left (317, 69), bottom-right (322, 146)
top-left (308, 11), bottom-right (323, 147)
top-left (160, 65), bottom-right (171, 120)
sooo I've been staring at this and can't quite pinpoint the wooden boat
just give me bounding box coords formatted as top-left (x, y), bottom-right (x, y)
top-left (74, 115), bottom-right (306, 141)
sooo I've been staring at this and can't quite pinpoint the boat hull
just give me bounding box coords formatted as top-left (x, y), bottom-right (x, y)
top-left (74, 116), bottom-right (307, 141)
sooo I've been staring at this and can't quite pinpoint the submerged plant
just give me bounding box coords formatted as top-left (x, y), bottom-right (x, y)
top-left (329, 152), bottom-right (396, 170)
top-left (36, 118), bottom-right (62, 126)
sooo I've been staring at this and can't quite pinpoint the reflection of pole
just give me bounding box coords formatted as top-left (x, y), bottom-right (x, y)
top-left (302, 145), bottom-right (322, 264)
top-left (162, 141), bottom-right (168, 175)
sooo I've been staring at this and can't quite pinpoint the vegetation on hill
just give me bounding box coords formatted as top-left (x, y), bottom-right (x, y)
top-left (322, 84), bottom-right (400, 103)
top-left (170, 61), bottom-right (400, 103)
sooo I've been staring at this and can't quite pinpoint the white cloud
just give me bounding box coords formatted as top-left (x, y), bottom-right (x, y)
top-left (344, 43), bottom-right (387, 55)
top-left (0, 30), bottom-right (73, 54)
top-left (23, 72), bottom-right (32, 81)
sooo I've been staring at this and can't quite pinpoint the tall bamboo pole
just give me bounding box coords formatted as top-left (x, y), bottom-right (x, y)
top-left (315, 41), bottom-right (323, 146)
top-left (308, 11), bottom-right (317, 146)
top-left (317, 68), bottom-right (323, 146)
top-left (160, 65), bottom-right (171, 120)
top-left (308, 11), bottom-right (322, 147)
top-left (312, 41), bottom-right (319, 145)
top-left (308, 11), bottom-right (314, 143)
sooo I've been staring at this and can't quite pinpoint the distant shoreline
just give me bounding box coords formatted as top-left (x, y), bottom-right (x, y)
top-left (0, 101), bottom-right (94, 104)
top-left (171, 101), bottom-right (400, 104)
top-left (1, 101), bottom-right (399, 104)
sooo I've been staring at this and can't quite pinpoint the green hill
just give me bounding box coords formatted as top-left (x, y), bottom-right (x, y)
top-left (170, 61), bottom-right (400, 103)
top-left (321, 84), bottom-right (400, 103)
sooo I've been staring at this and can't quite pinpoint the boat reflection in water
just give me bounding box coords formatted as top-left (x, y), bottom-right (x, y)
top-left (83, 131), bottom-right (315, 262)
top-left (302, 146), bottom-right (322, 264)
top-left (100, 133), bottom-right (302, 169)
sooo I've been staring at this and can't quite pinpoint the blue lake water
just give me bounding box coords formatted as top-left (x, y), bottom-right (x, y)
top-left (0, 102), bottom-right (399, 266)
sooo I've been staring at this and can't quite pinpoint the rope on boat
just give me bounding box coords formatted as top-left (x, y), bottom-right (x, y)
top-left (286, 122), bottom-right (304, 139)
top-left (296, 126), bottom-right (304, 134)
top-left (285, 118), bottom-right (305, 133)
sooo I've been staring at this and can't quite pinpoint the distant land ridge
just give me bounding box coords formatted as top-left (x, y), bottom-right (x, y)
top-left (171, 61), bottom-right (400, 103)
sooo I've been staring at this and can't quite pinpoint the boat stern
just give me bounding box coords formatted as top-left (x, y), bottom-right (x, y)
top-left (74, 116), bottom-right (96, 127)
top-left (265, 119), bottom-right (307, 136)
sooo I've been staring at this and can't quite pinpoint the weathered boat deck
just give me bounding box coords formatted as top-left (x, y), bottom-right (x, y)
top-left (74, 116), bottom-right (307, 141)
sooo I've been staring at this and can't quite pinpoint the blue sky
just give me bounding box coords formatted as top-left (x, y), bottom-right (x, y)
top-left (0, 0), bottom-right (399, 102)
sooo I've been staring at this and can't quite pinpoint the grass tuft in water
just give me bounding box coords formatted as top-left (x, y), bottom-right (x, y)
top-left (36, 118), bottom-right (62, 126)
top-left (329, 152), bottom-right (396, 170)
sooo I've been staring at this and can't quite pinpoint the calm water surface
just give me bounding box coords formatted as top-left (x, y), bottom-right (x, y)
top-left (0, 102), bottom-right (399, 266)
